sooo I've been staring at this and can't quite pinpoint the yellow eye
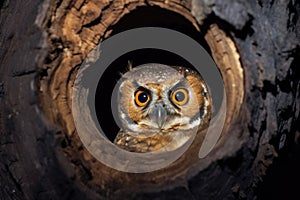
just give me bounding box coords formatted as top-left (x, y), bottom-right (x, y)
top-left (171, 88), bottom-right (189, 106)
top-left (135, 90), bottom-right (150, 107)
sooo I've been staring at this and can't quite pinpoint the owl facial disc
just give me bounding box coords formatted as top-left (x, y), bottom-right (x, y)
top-left (114, 63), bottom-right (213, 152)
top-left (117, 63), bottom-right (211, 139)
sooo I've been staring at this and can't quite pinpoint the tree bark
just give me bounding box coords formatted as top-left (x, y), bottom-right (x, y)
top-left (0, 0), bottom-right (299, 199)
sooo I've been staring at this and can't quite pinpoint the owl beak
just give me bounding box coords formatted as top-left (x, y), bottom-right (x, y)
top-left (149, 103), bottom-right (168, 129)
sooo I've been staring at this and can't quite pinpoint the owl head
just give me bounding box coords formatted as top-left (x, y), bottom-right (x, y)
top-left (117, 64), bottom-right (211, 137)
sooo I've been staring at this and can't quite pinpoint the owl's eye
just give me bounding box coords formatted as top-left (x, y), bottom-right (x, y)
top-left (171, 88), bottom-right (189, 106)
top-left (135, 89), bottom-right (151, 107)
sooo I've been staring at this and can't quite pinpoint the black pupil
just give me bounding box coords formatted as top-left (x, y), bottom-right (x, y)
top-left (138, 92), bottom-right (148, 103)
top-left (175, 91), bottom-right (185, 102)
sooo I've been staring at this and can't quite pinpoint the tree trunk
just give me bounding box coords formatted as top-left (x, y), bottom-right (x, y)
top-left (0, 0), bottom-right (299, 199)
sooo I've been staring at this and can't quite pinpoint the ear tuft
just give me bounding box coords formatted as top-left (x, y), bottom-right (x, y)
top-left (127, 60), bottom-right (133, 71)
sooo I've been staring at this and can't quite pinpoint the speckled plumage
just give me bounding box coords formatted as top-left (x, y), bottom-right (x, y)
top-left (114, 64), bottom-right (212, 153)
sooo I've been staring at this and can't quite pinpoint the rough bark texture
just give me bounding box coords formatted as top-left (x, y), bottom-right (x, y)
top-left (0, 1), bottom-right (90, 199)
top-left (0, 0), bottom-right (299, 200)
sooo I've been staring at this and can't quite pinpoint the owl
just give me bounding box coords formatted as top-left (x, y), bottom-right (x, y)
top-left (114, 63), bottom-right (212, 153)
